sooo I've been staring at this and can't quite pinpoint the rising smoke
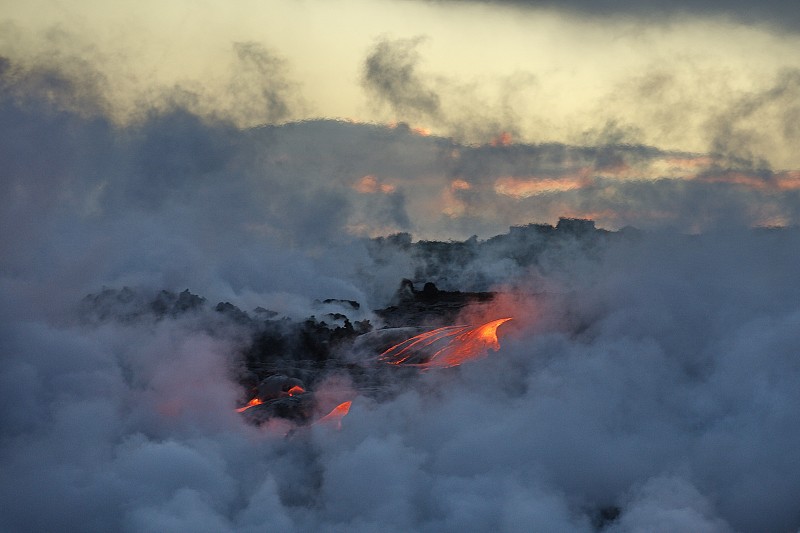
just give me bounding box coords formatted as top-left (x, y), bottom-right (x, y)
top-left (424, 0), bottom-right (800, 32)
top-left (2, 33), bottom-right (800, 533)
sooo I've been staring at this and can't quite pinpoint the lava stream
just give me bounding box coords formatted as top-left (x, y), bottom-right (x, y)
top-left (235, 385), bottom-right (305, 413)
top-left (380, 317), bottom-right (513, 368)
top-left (316, 401), bottom-right (352, 429)
top-left (235, 397), bottom-right (263, 413)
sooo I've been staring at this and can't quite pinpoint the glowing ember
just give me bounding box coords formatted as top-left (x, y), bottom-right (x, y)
top-left (380, 317), bottom-right (513, 368)
top-left (317, 401), bottom-right (352, 429)
top-left (287, 385), bottom-right (305, 396)
top-left (235, 397), bottom-right (263, 413)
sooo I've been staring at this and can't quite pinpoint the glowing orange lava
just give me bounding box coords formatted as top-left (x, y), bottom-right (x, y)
top-left (287, 385), bottom-right (305, 396)
top-left (380, 317), bottom-right (513, 369)
top-left (317, 401), bottom-right (352, 429)
top-left (235, 397), bottom-right (263, 413)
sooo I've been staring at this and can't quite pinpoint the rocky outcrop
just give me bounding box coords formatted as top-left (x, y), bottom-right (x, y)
top-left (375, 279), bottom-right (494, 327)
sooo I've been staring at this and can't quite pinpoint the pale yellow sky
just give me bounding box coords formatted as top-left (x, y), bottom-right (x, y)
top-left (3, 0), bottom-right (800, 167)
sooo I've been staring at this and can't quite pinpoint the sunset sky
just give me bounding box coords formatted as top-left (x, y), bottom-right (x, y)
top-left (4, 0), bottom-right (800, 168)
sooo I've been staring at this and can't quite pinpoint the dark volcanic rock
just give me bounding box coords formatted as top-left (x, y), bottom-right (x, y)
top-left (255, 375), bottom-right (306, 401)
top-left (375, 279), bottom-right (495, 327)
top-left (214, 301), bottom-right (252, 324)
top-left (244, 317), bottom-right (371, 367)
top-left (241, 394), bottom-right (314, 424)
top-left (368, 217), bottom-right (619, 292)
top-left (79, 287), bottom-right (208, 323)
top-left (151, 289), bottom-right (206, 318)
top-left (318, 298), bottom-right (360, 310)
top-left (79, 218), bottom-right (627, 426)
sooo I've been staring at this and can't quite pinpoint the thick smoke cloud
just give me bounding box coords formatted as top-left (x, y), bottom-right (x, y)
top-left (361, 36), bottom-right (532, 143)
top-left (422, 0), bottom-right (800, 32)
top-left (226, 41), bottom-right (303, 126)
top-left (707, 68), bottom-right (800, 168)
top-left (3, 41), bottom-right (800, 533)
top-left (363, 36), bottom-right (442, 122)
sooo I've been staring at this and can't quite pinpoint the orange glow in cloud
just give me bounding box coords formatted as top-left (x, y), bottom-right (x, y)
top-left (646, 155), bottom-right (716, 180)
top-left (494, 176), bottom-right (586, 198)
top-left (451, 179), bottom-right (472, 191)
top-left (387, 122), bottom-right (432, 136)
top-left (775, 171), bottom-right (800, 190)
top-left (354, 175), bottom-right (396, 194)
top-left (754, 214), bottom-right (791, 227)
top-left (442, 179), bottom-right (473, 217)
top-left (662, 155), bottom-right (715, 170)
top-left (693, 170), bottom-right (800, 193)
top-left (489, 132), bottom-right (513, 146)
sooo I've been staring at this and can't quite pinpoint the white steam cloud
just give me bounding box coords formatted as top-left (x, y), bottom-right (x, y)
top-left (2, 40), bottom-right (800, 533)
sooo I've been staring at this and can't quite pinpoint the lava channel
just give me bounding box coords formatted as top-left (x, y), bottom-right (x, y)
top-left (379, 317), bottom-right (513, 369)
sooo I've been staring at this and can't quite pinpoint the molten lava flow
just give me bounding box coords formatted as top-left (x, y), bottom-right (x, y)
top-left (235, 386), bottom-right (305, 413)
top-left (317, 401), bottom-right (352, 429)
top-left (235, 397), bottom-right (263, 413)
top-left (380, 318), bottom-right (513, 368)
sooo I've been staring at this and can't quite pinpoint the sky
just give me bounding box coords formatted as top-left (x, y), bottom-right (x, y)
top-left (4, 0), bottom-right (800, 237)
top-left (3, 2), bottom-right (800, 532)
top-left (3, 0), bottom-right (800, 167)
